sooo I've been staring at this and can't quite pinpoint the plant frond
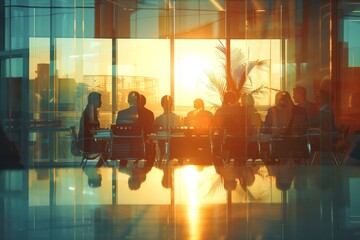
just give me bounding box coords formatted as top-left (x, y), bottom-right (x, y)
top-left (250, 85), bottom-right (268, 95)
top-left (263, 86), bottom-right (280, 92)
top-left (204, 71), bottom-right (227, 101)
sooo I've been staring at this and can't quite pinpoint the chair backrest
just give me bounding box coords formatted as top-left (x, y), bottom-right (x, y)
top-left (222, 127), bottom-right (248, 159)
top-left (109, 124), bottom-right (146, 161)
top-left (69, 126), bottom-right (82, 156)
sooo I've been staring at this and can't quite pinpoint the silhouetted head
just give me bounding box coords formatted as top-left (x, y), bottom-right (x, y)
top-left (241, 94), bottom-right (255, 107)
top-left (87, 92), bottom-right (102, 108)
top-left (222, 91), bottom-right (237, 106)
top-left (128, 175), bottom-right (143, 190)
top-left (161, 95), bottom-right (173, 114)
top-left (224, 179), bottom-right (237, 191)
top-left (275, 91), bottom-right (294, 109)
top-left (292, 86), bottom-right (307, 105)
top-left (128, 91), bottom-right (140, 106)
top-left (140, 94), bottom-right (147, 108)
top-left (193, 98), bottom-right (204, 110)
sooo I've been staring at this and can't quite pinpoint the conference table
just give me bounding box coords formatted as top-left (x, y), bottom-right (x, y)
top-left (92, 127), bottom-right (342, 166)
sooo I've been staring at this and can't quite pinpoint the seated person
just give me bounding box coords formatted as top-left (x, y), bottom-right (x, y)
top-left (241, 94), bottom-right (263, 160)
top-left (153, 95), bottom-right (183, 160)
top-left (262, 91), bottom-right (309, 162)
top-left (241, 93), bottom-right (263, 136)
top-left (78, 92), bottom-right (108, 167)
top-left (185, 98), bottom-right (213, 128)
top-left (211, 91), bottom-right (246, 130)
top-left (116, 92), bottom-right (155, 165)
top-left (211, 91), bottom-right (247, 163)
top-left (292, 86), bottom-right (319, 127)
top-left (138, 94), bottom-right (156, 162)
top-left (262, 91), bottom-right (308, 136)
top-left (313, 90), bottom-right (338, 156)
top-left (138, 94), bottom-right (155, 136)
top-left (116, 91), bottom-right (141, 125)
top-left (153, 95), bottom-right (183, 130)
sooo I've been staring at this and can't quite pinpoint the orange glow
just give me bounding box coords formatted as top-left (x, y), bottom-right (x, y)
top-left (183, 166), bottom-right (200, 239)
top-left (175, 53), bottom-right (210, 96)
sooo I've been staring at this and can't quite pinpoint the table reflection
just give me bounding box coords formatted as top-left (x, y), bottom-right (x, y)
top-left (1, 165), bottom-right (360, 239)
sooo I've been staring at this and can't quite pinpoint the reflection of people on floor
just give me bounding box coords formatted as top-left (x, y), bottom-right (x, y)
top-left (78, 92), bottom-right (108, 168)
top-left (0, 125), bottom-right (23, 169)
top-left (185, 98), bottom-right (213, 128)
top-left (84, 167), bottom-right (102, 188)
top-left (128, 166), bottom-right (152, 191)
top-left (267, 164), bottom-right (296, 191)
top-left (118, 163), bottom-right (153, 191)
top-left (159, 165), bottom-right (174, 189)
top-left (213, 164), bottom-right (270, 201)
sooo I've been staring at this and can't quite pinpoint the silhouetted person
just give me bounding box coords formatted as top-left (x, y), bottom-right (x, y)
top-left (153, 95), bottom-right (183, 130)
top-left (262, 91), bottom-right (308, 136)
top-left (241, 94), bottom-right (263, 160)
top-left (153, 95), bottom-right (183, 161)
top-left (116, 91), bottom-right (155, 167)
top-left (138, 94), bottom-right (156, 163)
top-left (160, 165), bottom-right (174, 189)
top-left (116, 91), bottom-right (141, 125)
top-left (78, 92), bottom-right (108, 167)
top-left (84, 167), bottom-right (102, 188)
top-left (292, 86), bottom-right (319, 127)
top-left (185, 98), bottom-right (213, 128)
top-left (128, 164), bottom-right (153, 190)
top-left (138, 94), bottom-right (155, 134)
top-left (211, 92), bottom-right (246, 165)
top-left (262, 91), bottom-right (308, 163)
top-left (314, 90), bottom-right (337, 163)
top-left (241, 94), bottom-right (262, 135)
top-left (211, 91), bottom-right (246, 129)
top-left (214, 165), bottom-right (242, 191)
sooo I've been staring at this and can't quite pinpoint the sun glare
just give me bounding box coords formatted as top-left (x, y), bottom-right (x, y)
top-left (176, 54), bottom-right (208, 85)
top-left (182, 166), bottom-right (200, 237)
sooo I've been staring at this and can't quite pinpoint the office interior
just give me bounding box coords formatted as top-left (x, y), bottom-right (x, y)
top-left (1, 0), bottom-right (360, 239)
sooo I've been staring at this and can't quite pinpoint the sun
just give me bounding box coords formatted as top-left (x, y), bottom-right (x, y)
top-left (175, 53), bottom-right (211, 105)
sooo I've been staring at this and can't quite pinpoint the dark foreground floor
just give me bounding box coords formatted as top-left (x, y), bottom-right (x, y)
top-left (1, 160), bottom-right (360, 240)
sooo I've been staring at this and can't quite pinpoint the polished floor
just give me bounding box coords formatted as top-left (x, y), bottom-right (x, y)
top-left (1, 159), bottom-right (360, 240)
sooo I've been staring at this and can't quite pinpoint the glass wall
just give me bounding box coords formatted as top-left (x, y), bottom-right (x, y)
top-left (2, 0), bottom-right (360, 166)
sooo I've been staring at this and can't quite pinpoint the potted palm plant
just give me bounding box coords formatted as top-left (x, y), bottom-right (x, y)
top-left (204, 40), bottom-right (271, 107)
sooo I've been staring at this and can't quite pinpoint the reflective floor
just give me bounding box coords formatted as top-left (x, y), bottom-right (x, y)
top-left (1, 159), bottom-right (360, 240)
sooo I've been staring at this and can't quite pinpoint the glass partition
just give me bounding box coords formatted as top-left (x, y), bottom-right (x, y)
top-left (3, 0), bottom-right (360, 166)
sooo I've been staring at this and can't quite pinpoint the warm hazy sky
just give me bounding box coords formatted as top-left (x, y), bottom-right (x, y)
top-left (29, 38), bottom-right (280, 107)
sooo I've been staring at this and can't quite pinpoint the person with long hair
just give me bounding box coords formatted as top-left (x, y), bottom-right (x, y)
top-left (78, 92), bottom-right (108, 167)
